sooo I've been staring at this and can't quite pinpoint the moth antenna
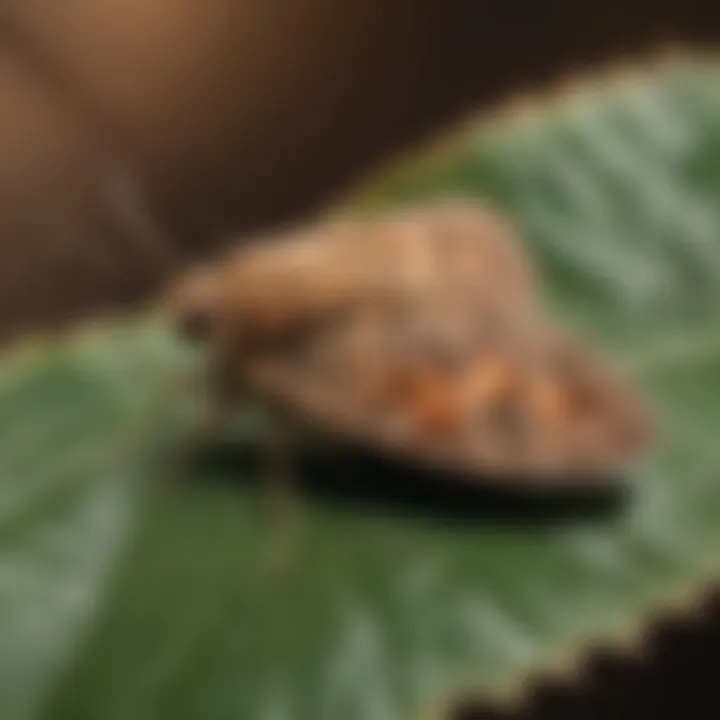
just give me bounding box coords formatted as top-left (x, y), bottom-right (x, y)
top-left (104, 164), bottom-right (181, 273)
top-left (0, 7), bottom-right (180, 275)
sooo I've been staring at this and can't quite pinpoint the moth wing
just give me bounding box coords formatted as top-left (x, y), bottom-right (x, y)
top-left (208, 199), bottom-right (537, 344)
top-left (247, 302), bottom-right (652, 486)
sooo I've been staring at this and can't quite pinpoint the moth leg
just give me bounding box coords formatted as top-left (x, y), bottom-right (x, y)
top-left (186, 394), bottom-right (232, 459)
top-left (261, 413), bottom-right (300, 578)
top-left (166, 363), bottom-right (238, 486)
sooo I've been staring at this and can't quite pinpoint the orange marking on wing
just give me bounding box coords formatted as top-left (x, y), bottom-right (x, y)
top-left (465, 356), bottom-right (520, 405)
top-left (404, 368), bottom-right (463, 439)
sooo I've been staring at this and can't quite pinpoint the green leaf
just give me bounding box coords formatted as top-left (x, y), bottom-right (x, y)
top-left (7, 57), bottom-right (720, 720)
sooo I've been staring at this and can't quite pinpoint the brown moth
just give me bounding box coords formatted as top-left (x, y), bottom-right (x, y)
top-left (164, 199), bottom-right (652, 486)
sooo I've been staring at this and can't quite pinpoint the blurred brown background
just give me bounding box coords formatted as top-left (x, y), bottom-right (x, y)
top-left (0, 0), bottom-right (717, 340)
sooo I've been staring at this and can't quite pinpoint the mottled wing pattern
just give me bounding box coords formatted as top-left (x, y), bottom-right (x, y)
top-left (194, 200), bottom-right (537, 347)
top-left (248, 297), bottom-right (651, 483)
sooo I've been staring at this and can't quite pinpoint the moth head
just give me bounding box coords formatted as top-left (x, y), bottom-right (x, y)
top-left (164, 266), bottom-right (223, 344)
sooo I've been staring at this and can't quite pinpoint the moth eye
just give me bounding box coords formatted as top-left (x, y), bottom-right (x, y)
top-left (176, 304), bottom-right (216, 343)
top-left (167, 269), bottom-right (220, 344)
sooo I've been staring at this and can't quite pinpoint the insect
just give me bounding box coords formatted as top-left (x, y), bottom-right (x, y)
top-left (164, 199), bottom-right (652, 487)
